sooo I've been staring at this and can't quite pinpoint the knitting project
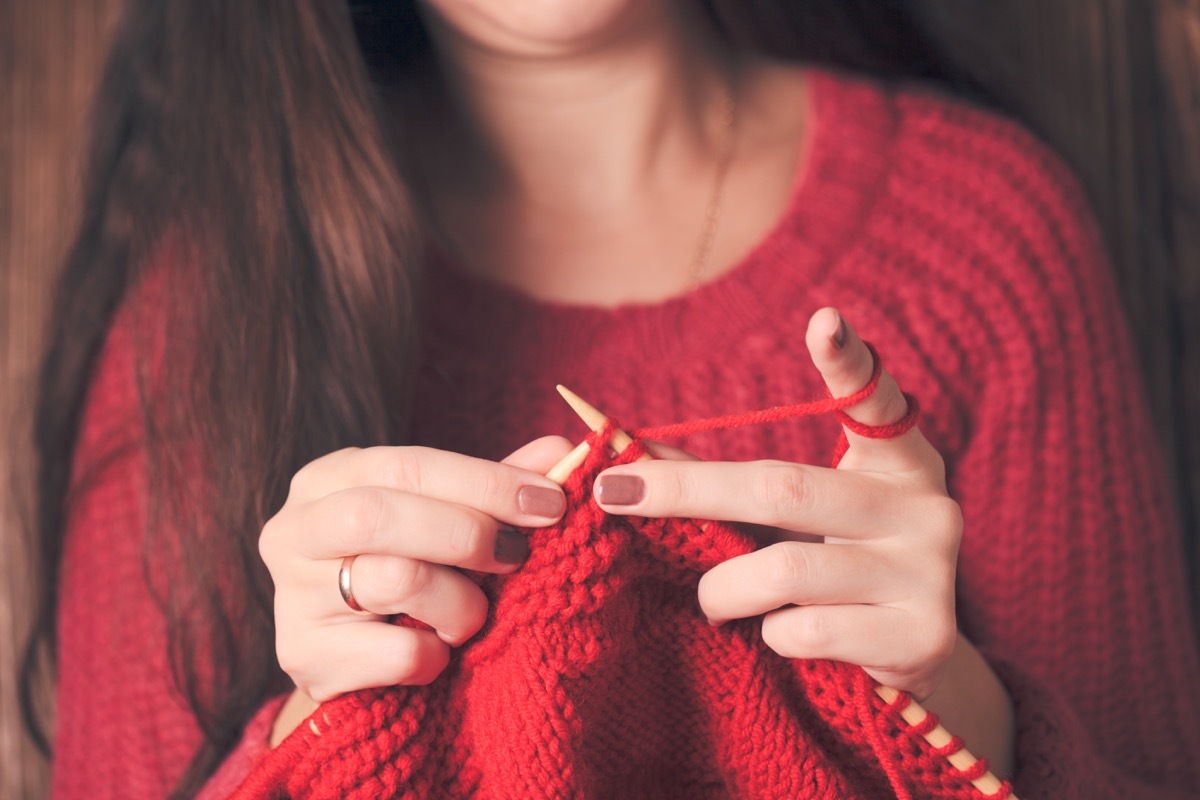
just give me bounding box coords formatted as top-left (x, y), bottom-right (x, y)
top-left (233, 419), bottom-right (1012, 798)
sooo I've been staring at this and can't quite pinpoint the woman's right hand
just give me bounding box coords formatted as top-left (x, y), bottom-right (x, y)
top-left (258, 438), bottom-right (571, 741)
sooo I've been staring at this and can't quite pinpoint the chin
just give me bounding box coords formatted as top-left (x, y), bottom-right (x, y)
top-left (421, 0), bottom-right (670, 55)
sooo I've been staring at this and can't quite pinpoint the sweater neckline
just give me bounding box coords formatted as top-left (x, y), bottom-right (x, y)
top-left (422, 69), bottom-right (896, 370)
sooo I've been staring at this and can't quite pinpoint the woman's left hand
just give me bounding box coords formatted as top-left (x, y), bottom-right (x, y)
top-left (592, 307), bottom-right (962, 700)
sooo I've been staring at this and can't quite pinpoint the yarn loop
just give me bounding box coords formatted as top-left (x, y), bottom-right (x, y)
top-left (233, 345), bottom-right (1006, 800)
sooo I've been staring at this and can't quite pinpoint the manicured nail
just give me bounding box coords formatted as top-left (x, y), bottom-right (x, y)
top-left (831, 313), bottom-right (848, 349)
top-left (595, 474), bottom-right (645, 506)
top-left (494, 528), bottom-right (529, 565)
top-left (517, 485), bottom-right (566, 518)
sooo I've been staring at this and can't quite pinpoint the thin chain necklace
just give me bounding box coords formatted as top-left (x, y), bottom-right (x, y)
top-left (688, 75), bottom-right (740, 287)
top-left (420, 72), bottom-right (741, 296)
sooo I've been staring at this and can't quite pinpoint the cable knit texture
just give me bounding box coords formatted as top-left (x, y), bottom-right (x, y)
top-left (53, 69), bottom-right (1200, 800)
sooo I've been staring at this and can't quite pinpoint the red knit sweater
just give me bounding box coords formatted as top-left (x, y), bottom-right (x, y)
top-left (53, 69), bottom-right (1200, 799)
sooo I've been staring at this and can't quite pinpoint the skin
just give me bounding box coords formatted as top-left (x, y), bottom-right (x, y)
top-left (264, 0), bottom-right (1015, 778)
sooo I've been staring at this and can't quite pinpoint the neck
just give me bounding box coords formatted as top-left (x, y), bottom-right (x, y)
top-left (415, 4), bottom-right (737, 211)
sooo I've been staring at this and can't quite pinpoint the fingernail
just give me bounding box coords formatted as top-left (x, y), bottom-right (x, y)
top-left (595, 474), bottom-right (645, 506)
top-left (494, 528), bottom-right (529, 565)
top-left (517, 485), bottom-right (565, 518)
top-left (831, 313), bottom-right (848, 349)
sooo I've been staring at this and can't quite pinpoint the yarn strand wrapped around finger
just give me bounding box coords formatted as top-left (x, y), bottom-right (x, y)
top-left (549, 379), bottom-right (1011, 800)
top-left (232, 372), bottom-right (1012, 800)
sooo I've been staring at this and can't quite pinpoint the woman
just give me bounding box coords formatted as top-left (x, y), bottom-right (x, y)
top-left (24, 0), bottom-right (1200, 797)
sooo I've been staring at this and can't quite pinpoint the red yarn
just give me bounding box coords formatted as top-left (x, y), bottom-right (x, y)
top-left (633, 343), bottom-right (919, 467)
top-left (933, 736), bottom-right (967, 759)
top-left (233, 377), bottom-right (991, 799)
top-left (856, 669), bottom-right (915, 800)
top-left (52, 70), bottom-right (1200, 799)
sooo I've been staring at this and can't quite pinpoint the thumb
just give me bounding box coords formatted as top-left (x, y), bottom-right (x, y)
top-left (502, 436), bottom-right (577, 474)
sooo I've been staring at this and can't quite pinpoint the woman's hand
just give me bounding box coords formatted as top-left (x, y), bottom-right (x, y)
top-left (258, 438), bottom-right (571, 741)
top-left (592, 307), bottom-right (961, 700)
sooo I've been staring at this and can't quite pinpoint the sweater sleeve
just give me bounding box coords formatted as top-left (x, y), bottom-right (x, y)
top-left (50, 275), bottom-right (278, 798)
top-left (932, 119), bottom-right (1200, 799)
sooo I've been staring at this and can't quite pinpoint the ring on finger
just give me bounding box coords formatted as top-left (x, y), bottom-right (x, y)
top-left (338, 555), bottom-right (375, 616)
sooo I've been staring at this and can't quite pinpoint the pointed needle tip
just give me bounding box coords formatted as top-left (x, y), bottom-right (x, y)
top-left (555, 385), bottom-right (608, 433)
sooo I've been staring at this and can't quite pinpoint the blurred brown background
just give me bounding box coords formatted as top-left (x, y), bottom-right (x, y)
top-left (2, 1), bottom-right (1197, 796)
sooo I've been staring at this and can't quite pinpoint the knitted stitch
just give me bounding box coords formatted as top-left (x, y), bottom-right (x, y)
top-left (233, 420), bottom-right (999, 800)
top-left (53, 70), bottom-right (1200, 799)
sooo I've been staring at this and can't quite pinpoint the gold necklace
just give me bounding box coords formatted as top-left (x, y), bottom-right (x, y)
top-left (688, 76), bottom-right (740, 286)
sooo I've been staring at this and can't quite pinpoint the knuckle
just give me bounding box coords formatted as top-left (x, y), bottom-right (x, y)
top-left (331, 487), bottom-right (389, 552)
top-left (380, 558), bottom-right (434, 606)
top-left (383, 447), bottom-right (428, 494)
top-left (754, 462), bottom-right (814, 524)
top-left (895, 637), bottom-right (956, 701)
top-left (923, 496), bottom-right (963, 550)
top-left (765, 543), bottom-right (813, 593)
top-left (274, 636), bottom-right (308, 685)
top-left (665, 465), bottom-right (694, 508)
top-left (789, 609), bottom-right (832, 651)
top-left (444, 515), bottom-right (489, 563)
top-left (927, 622), bottom-right (957, 667)
top-left (286, 470), bottom-right (310, 502)
top-left (258, 514), bottom-right (283, 565)
top-left (639, 464), bottom-right (690, 511)
top-left (474, 468), bottom-right (509, 516)
top-left (898, 618), bottom-right (956, 682)
top-left (258, 506), bottom-right (305, 567)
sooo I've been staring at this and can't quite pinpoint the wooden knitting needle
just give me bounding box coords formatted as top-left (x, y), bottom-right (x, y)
top-left (544, 438), bottom-right (592, 486)
top-left (544, 385), bottom-right (651, 484)
top-left (549, 385), bottom-right (1017, 800)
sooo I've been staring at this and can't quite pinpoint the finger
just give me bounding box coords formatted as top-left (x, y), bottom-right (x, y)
top-left (337, 555), bottom-right (489, 646)
top-left (697, 541), bottom-right (895, 624)
top-left (805, 308), bottom-right (934, 474)
top-left (288, 446), bottom-right (566, 524)
top-left (760, 603), bottom-right (956, 698)
top-left (641, 440), bottom-right (702, 462)
top-left (281, 623), bottom-right (450, 702)
top-left (593, 459), bottom-right (906, 538)
top-left (289, 487), bottom-right (530, 570)
top-left (502, 436), bottom-right (575, 473)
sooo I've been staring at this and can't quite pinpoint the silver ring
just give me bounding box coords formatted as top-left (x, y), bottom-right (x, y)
top-left (338, 555), bottom-right (374, 615)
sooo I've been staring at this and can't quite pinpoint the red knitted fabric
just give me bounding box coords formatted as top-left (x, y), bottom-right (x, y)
top-left (232, 420), bottom-right (992, 800)
top-left (52, 70), bottom-right (1200, 799)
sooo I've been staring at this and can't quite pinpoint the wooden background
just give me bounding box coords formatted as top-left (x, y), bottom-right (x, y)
top-left (2, 1), bottom-right (1197, 797)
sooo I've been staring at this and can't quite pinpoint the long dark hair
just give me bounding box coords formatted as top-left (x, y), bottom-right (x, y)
top-left (21, 1), bottom-right (969, 796)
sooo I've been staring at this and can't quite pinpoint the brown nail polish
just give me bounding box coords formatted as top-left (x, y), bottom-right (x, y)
top-left (494, 528), bottom-right (529, 565)
top-left (517, 485), bottom-right (566, 518)
top-left (831, 313), bottom-right (848, 349)
top-left (595, 474), bottom-right (645, 506)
